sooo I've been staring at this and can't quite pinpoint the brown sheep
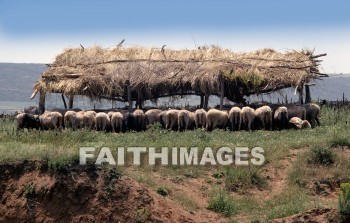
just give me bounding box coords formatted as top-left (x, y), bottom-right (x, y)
top-left (228, 107), bottom-right (241, 131)
top-left (289, 117), bottom-right (312, 129)
top-left (40, 111), bottom-right (63, 130)
top-left (194, 108), bottom-right (207, 129)
top-left (255, 105), bottom-right (273, 130)
top-left (240, 106), bottom-right (255, 131)
top-left (108, 111), bottom-right (123, 133)
top-left (188, 111), bottom-right (195, 130)
top-left (64, 111), bottom-right (81, 130)
top-left (96, 112), bottom-right (111, 132)
top-left (145, 109), bottom-right (162, 126)
top-left (76, 111), bottom-right (85, 128)
top-left (206, 109), bottom-right (229, 131)
top-left (133, 109), bottom-right (146, 131)
top-left (165, 109), bottom-right (180, 130)
top-left (178, 110), bottom-right (195, 131)
top-left (159, 110), bottom-right (167, 128)
top-left (83, 111), bottom-right (97, 130)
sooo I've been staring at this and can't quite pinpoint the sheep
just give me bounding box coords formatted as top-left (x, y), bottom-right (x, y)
top-left (273, 106), bottom-right (289, 130)
top-left (228, 107), bottom-right (241, 131)
top-left (254, 105), bottom-right (273, 130)
top-left (40, 111), bottom-right (63, 130)
top-left (194, 108), bottom-right (207, 129)
top-left (302, 103), bottom-right (321, 127)
top-left (159, 110), bottom-right (167, 129)
top-left (206, 109), bottom-right (229, 131)
top-left (76, 111), bottom-right (85, 128)
top-left (289, 117), bottom-right (311, 130)
top-left (165, 109), bottom-right (180, 130)
top-left (108, 111), bottom-right (123, 133)
top-left (23, 106), bottom-right (39, 115)
top-left (82, 111), bottom-right (97, 130)
top-left (120, 110), bottom-right (134, 132)
top-left (300, 120), bottom-right (312, 129)
top-left (95, 112), bottom-right (111, 132)
top-left (145, 109), bottom-right (162, 126)
top-left (178, 110), bottom-right (195, 131)
top-left (285, 105), bottom-right (306, 120)
top-left (64, 111), bottom-right (81, 130)
top-left (16, 113), bottom-right (41, 131)
top-left (133, 109), bottom-right (146, 131)
top-left (240, 106), bottom-right (255, 131)
top-left (188, 111), bottom-right (195, 130)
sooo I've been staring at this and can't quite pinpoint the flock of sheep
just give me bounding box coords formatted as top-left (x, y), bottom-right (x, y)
top-left (15, 103), bottom-right (321, 132)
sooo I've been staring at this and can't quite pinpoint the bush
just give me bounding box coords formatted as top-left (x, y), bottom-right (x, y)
top-left (308, 147), bottom-right (335, 166)
top-left (225, 167), bottom-right (266, 192)
top-left (24, 183), bottom-right (35, 198)
top-left (339, 183), bottom-right (350, 215)
top-left (156, 186), bottom-right (169, 196)
top-left (212, 171), bottom-right (224, 179)
top-left (329, 135), bottom-right (350, 147)
top-left (208, 190), bottom-right (236, 217)
top-left (107, 168), bottom-right (122, 181)
top-left (135, 208), bottom-right (149, 223)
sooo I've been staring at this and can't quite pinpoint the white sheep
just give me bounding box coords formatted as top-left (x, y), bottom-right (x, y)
top-left (194, 108), bottom-right (207, 129)
top-left (95, 112), bottom-right (110, 132)
top-left (240, 106), bottom-right (255, 131)
top-left (206, 109), bottom-right (229, 131)
top-left (255, 105), bottom-right (273, 130)
top-left (228, 107), bottom-right (241, 131)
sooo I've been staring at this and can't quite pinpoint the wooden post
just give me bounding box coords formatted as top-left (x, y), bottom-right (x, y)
top-left (125, 80), bottom-right (132, 111)
top-left (68, 95), bottom-right (74, 109)
top-left (61, 94), bottom-right (67, 109)
top-left (136, 91), bottom-right (144, 109)
top-left (219, 73), bottom-right (224, 110)
top-left (305, 85), bottom-right (311, 103)
top-left (38, 90), bottom-right (46, 114)
top-left (204, 94), bottom-right (209, 109)
top-left (297, 85), bottom-right (304, 105)
top-left (200, 94), bottom-right (204, 108)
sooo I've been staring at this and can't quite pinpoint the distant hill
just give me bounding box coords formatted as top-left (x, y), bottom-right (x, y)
top-left (0, 63), bottom-right (349, 112)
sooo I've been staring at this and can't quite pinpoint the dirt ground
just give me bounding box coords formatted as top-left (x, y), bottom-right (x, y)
top-left (0, 161), bottom-right (224, 223)
top-left (0, 147), bottom-right (349, 223)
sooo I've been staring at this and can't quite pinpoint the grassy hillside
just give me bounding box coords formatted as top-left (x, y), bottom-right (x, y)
top-left (0, 106), bottom-right (349, 221)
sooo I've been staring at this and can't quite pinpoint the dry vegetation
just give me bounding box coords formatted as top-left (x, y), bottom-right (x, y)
top-left (33, 45), bottom-right (325, 102)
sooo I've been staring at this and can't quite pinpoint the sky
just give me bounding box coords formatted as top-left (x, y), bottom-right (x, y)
top-left (0, 0), bottom-right (349, 73)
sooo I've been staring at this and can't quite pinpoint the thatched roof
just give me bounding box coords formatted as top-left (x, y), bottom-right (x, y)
top-left (33, 45), bottom-right (326, 104)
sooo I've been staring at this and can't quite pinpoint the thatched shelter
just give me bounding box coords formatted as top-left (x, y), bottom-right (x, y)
top-left (32, 44), bottom-right (327, 113)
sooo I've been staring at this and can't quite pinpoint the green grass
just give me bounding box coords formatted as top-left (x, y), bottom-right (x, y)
top-left (208, 190), bottom-right (236, 217)
top-left (339, 183), bottom-right (350, 215)
top-left (225, 166), bottom-right (266, 192)
top-left (0, 119), bottom-right (344, 164)
top-left (265, 185), bottom-right (310, 220)
top-left (308, 146), bottom-right (336, 166)
top-left (156, 186), bottom-right (170, 196)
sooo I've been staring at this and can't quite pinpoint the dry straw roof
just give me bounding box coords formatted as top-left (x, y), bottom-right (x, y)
top-left (34, 45), bottom-right (326, 103)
